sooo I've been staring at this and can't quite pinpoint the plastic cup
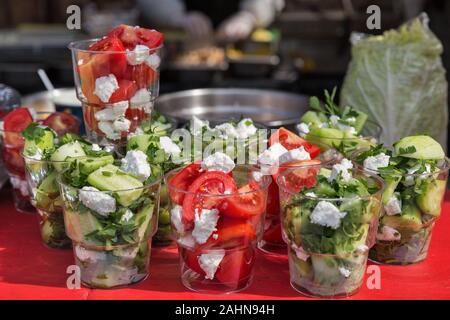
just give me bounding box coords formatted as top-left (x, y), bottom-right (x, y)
top-left (258, 149), bottom-right (340, 255)
top-left (59, 171), bottom-right (161, 288)
top-left (68, 40), bottom-right (162, 146)
top-left (22, 154), bottom-right (75, 249)
top-left (356, 157), bottom-right (450, 265)
top-left (0, 130), bottom-right (34, 213)
top-left (165, 165), bottom-right (271, 294)
top-left (277, 165), bottom-right (383, 297)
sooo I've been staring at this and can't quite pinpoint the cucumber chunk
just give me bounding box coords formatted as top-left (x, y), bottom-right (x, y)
top-left (416, 179), bottom-right (446, 217)
top-left (394, 136), bottom-right (445, 160)
top-left (87, 164), bottom-right (143, 207)
top-left (305, 127), bottom-right (344, 151)
top-left (65, 210), bottom-right (102, 243)
top-left (311, 256), bottom-right (341, 285)
top-left (51, 141), bottom-right (86, 171)
top-left (134, 202), bottom-right (155, 241)
top-left (127, 134), bottom-right (152, 152)
top-left (382, 201), bottom-right (422, 231)
top-left (382, 176), bottom-right (402, 205)
top-left (342, 106), bottom-right (368, 134)
top-left (24, 129), bottom-right (55, 157)
top-left (300, 111), bottom-right (323, 127)
top-left (78, 155), bottom-right (115, 175)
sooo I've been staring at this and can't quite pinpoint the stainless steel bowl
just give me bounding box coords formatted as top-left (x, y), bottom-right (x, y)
top-left (155, 88), bottom-right (309, 128)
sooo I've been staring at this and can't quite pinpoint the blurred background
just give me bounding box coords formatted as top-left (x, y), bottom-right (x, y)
top-left (0, 0), bottom-right (448, 95)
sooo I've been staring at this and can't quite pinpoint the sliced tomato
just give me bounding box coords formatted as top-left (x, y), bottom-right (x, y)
top-left (201, 220), bottom-right (256, 250)
top-left (282, 164), bottom-right (320, 192)
top-left (269, 127), bottom-right (321, 158)
top-left (2, 108), bottom-right (33, 132)
top-left (168, 163), bottom-right (203, 205)
top-left (124, 64), bottom-right (158, 89)
top-left (108, 25), bottom-right (164, 50)
top-left (89, 36), bottom-right (127, 80)
top-left (109, 79), bottom-right (138, 103)
top-left (182, 172), bottom-right (237, 225)
top-left (78, 59), bottom-right (101, 105)
top-left (221, 182), bottom-right (267, 219)
top-left (265, 180), bottom-right (280, 217)
top-left (215, 247), bottom-right (254, 287)
top-left (272, 159), bottom-right (321, 185)
top-left (181, 248), bottom-right (205, 276)
top-left (42, 112), bottom-right (80, 135)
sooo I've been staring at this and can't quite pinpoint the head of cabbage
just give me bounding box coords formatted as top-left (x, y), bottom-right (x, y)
top-left (340, 13), bottom-right (448, 151)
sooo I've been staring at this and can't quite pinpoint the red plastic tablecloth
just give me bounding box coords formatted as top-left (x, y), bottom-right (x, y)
top-left (1, 186), bottom-right (450, 300)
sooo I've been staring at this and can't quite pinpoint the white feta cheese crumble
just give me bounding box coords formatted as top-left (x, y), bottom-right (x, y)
top-left (126, 45), bottom-right (150, 65)
top-left (201, 152), bottom-right (235, 173)
top-left (198, 250), bottom-right (225, 280)
top-left (279, 146), bottom-right (311, 164)
top-left (98, 121), bottom-right (120, 140)
top-left (363, 153), bottom-right (390, 172)
top-left (297, 122), bottom-right (310, 136)
top-left (113, 117), bottom-right (131, 133)
top-left (330, 115), bottom-right (356, 134)
top-left (79, 186), bottom-right (116, 216)
top-left (120, 209), bottom-right (134, 223)
top-left (130, 89), bottom-right (151, 108)
top-left (329, 158), bottom-right (353, 183)
top-left (94, 102), bottom-right (128, 121)
top-left (384, 195), bottom-right (402, 216)
top-left (93, 74), bottom-right (119, 103)
top-left (120, 150), bottom-right (151, 182)
top-left (305, 192), bottom-right (317, 198)
top-left (377, 225), bottom-right (401, 241)
top-left (338, 266), bottom-right (351, 278)
top-left (192, 208), bottom-right (220, 244)
top-left (252, 171), bottom-right (264, 182)
top-left (160, 136), bottom-right (181, 156)
top-left (257, 143), bottom-right (288, 166)
top-left (236, 118), bottom-right (257, 139)
top-left (310, 201), bottom-right (347, 229)
top-left (190, 116), bottom-right (209, 136)
top-left (171, 205), bottom-right (184, 233)
top-left (177, 235), bottom-right (196, 248)
top-left (356, 244), bottom-right (369, 253)
top-left (215, 123), bottom-right (238, 139)
top-left (145, 53), bottom-right (161, 70)
top-left (10, 176), bottom-right (29, 197)
top-left (91, 144), bottom-right (102, 151)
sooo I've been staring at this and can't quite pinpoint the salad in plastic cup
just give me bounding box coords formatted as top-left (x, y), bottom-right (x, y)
top-left (22, 123), bottom-right (113, 249)
top-left (166, 157), bottom-right (271, 294)
top-left (352, 135), bottom-right (449, 265)
top-left (255, 127), bottom-right (339, 255)
top-left (69, 25), bottom-right (164, 146)
top-left (59, 154), bottom-right (161, 288)
top-left (0, 108), bottom-right (80, 213)
top-left (297, 88), bottom-right (381, 158)
top-left (277, 159), bottom-right (383, 297)
top-left (125, 119), bottom-right (182, 246)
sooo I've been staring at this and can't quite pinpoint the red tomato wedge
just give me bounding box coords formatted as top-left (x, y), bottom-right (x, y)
top-left (125, 64), bottom-right (158, 89)
top-left (221, 182), bottom-right (267, 219)
top-left (271, 159), bottom-right (321, 185)
top-left (215, 247), bottom-right (254, 287)
top-left (181, 248), bottom-right (205, 276)
top-left (109, 79), bottom-right (138, 103)
top-left (282, 163), bottom-right (321, 192)
top-left (108, 25), bottom-right (164, 50)
top-left (43, 112), bottom-right (80, 136)
top-left (182, 172), bottom-right (237, 225)
top-left (2, 108), bottom-right (33, 133)
top-left (269, 127), bottom-right (321, 158)
top-left (88, 36), bottom-right (127, 80)
top-left (168, 163), bottom-right (202, 205)
top-left (201, 220), bottom-right (256, 250)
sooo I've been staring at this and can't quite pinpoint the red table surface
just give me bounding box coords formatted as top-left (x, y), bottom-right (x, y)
top-left (1, 186), bottom-right (450, 300)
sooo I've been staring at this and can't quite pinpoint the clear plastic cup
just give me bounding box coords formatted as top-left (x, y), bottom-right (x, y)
top-left (23, 155), bottom-right (75, 249)
top-left (165, 165), bottom-right (271, 294)
top-left (0, 130), bottom-right (34, 213)
top-left (68, 40), bottom-right (162, 146)
top-left (258, 149), bottom-right (340, 255)
top-left (353, 158), bottom-right (450, 265)
top-left (59, 172), bottom-right (161, 288)
top-left (277, 165), bottom-right (383, 297)
top-left (297, 120), bottom-right (382, 158)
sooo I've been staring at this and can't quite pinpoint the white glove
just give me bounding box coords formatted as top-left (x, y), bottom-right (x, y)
top-left (217, 11), bottom-right (256, 41)
top-left (182, 11), bottom-right (213, 38)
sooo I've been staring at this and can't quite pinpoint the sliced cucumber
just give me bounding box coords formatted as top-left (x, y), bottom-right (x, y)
top-left (24, 129), bottom-right (55, 157)
top-left (416, 179), bottom-right (446, 217)
top-left (394, 136), bottom-right (445, 160)
top-left (78, 155), bottom-right (115, 175)
top-left (342, 106), bottom-right (368, 134)
top-left (305, 127), bottom-right (344, 151)
top-left (87, 164), bottom-right (143, 207)
top-left (382, 175), bottom-right (402, 205)
top-left (300, 111), bottom-right (323, 127)
top-left (382, 201), bottom-right (422, 231)
top-left (134, 202), bottom-right (155, 241)
top-left (51, 141), bottom-right (86, 171)
top-left (127, 134), bottom-right (152, 152)
top-left (311, 255), bottom-right (341, 285)
top-left (65, 210), bottom-right (102, 243)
